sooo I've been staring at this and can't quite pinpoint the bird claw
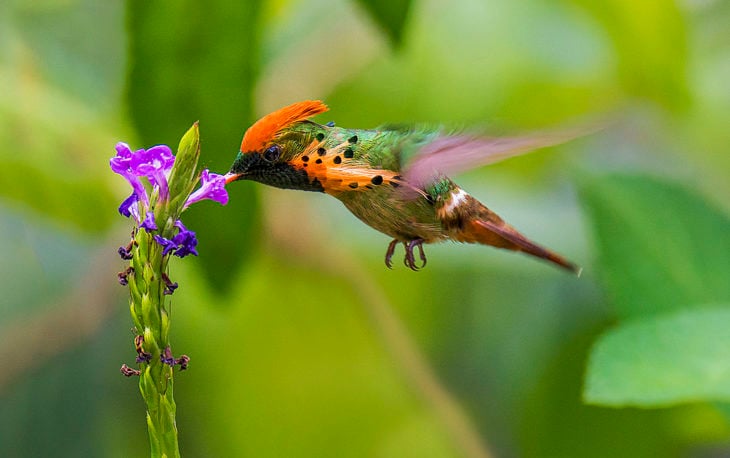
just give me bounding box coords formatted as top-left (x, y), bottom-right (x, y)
top-left (385, 239), bottom-right (399, 269)
top-left (383, 238), bottom-right (427, 271)
top-left (403, 239), bottom-right (427, 271)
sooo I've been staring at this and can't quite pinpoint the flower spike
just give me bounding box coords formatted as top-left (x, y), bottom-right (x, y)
top-left (110, 124), bottom-right (228, 457)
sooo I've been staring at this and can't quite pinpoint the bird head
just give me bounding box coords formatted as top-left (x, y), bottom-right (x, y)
top-left (225, 100), bottom-right (329, 191)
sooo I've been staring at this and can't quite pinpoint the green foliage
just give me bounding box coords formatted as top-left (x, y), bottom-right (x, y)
top-left (166, 123), bottom-right (201, 219)
top-left (581, 174), bottom-right (730, 407)
top-left (580, 174), bottom-right (730, 319)
top-left (586, 307), bottom-right (730, 406)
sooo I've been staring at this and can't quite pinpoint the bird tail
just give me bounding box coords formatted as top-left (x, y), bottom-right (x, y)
top-left (466, 219), bottom-right (581, 275)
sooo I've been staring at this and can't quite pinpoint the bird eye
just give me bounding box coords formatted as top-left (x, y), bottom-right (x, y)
top-left (263, 145), bottom-right (281, 162)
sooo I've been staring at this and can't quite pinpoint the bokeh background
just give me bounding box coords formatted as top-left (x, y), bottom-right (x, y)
top-left (1, 0), bottom-right (729, 456)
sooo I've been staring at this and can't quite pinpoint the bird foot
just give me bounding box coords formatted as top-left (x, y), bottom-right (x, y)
top-left (385, 239), bottom-right (399, 268)
top-left (384, 238), bottom-right (427, 271)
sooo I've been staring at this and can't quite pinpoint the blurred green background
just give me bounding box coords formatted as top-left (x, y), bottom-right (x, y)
top-left (1, 0), bottom-right (729, 456)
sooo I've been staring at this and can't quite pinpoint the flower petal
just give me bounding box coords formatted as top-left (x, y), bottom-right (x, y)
top-left (184, 169), bottom-right (229, 208)
top-left (110, 143), bottom-right (150, 205)
top-left (118, 192), bottom-right (138, 218)
top-left (140, 211), bottom-right (158, 232)
top-left (110, 142), bottom-right (134, 174)
top-left (130, 145), bottom-right (174, 200)
top-left (152, 220), bottom-right (199, 257)
top-left (153, 235), bottom-right (178, 256)
top-left (131, 145), bottom-right (174, 179)
top-left (169, 220), bottom-right (198, 257)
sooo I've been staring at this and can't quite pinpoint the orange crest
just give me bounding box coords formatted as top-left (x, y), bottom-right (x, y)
top-left (240, 100), bottom-right (329, 152)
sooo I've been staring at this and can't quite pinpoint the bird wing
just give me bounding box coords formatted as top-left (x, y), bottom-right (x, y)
top-left (403, 122), bottom-right (601, 190)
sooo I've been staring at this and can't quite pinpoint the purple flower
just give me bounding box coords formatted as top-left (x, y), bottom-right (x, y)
top-left (111, 139), bottom-right (227, 260)
top-left (160, 347), bottom-right (176, 366)
top-left (118, 192), bottom-right (139, 219)
top-left (136, 352), bottom-right (153, 364)
top-left (110, 143), bottom-right (149, 205)
top-left (154, 235), bottom-right (179, 256)
top-left (140, 211), bottom-right (158, 232)
top-left (171, 220), bottom-right (198, 258)
top-left (152, 220), bottom-right (199, 258)
top-left (130, 145), bottom-right (174, 200)
top-left (184, 169), bottom-right (229, 209)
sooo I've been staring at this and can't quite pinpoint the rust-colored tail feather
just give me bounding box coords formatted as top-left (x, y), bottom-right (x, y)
top-left (471, 220), bottom-right (581, 275)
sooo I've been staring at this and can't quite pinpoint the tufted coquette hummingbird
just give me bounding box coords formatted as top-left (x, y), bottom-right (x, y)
top-left (225, 100), bottom-right (585, 274)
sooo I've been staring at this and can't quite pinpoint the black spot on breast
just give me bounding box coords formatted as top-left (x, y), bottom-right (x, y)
top-left (315, 158), bottom-right (323, 164)
top-left (371, 175), bottom-right (383, 185)
top-left (344, 148), bottom-right (354, 158)
top-left (316, 133), bottom-right (325, 141)
top-left (393, 175), bottom-right (402, 180)
top-left (390, 181), bottom-right (400, 188)
top-left (348, 182), bottom-right (359, 189)
top-left (301, 155), bottom-right (309, 162)
top-left (317, 147), bottom-right (327, 156)
top-left (348, 135), bottom-right (358, 144)
top-left (365, 185), bottom-right (374, 189)
top-left (333, 156), bottom-right (342, 164)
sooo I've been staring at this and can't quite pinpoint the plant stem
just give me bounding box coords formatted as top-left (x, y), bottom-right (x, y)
top-left (129, 225), bottom-right (180, 457)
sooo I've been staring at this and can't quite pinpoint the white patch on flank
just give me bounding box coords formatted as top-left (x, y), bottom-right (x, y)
top-left (443, 188), bottom-right (469, 214)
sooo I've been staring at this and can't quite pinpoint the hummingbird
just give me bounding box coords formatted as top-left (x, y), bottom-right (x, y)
top-left (225, 100), bottom-right (584, 273)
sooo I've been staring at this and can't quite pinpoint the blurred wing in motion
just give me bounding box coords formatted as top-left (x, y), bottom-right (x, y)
top-left (404, 122), bottom-right (602, 190)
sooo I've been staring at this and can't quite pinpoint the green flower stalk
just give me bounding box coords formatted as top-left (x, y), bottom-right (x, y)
top-left (112, 123), bottom-right (228, 457)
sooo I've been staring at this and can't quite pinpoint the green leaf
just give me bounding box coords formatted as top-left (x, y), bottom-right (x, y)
top-left (579, 174), bottom-right (730, 319)
top-left (355, 0), bottom-right (413, 46)
top-left (585, 306), bottom-right (730, 407)
top-left (167, 122), bottom-right (201, 220)
top-left (126, 1), bottom-right (263, 292)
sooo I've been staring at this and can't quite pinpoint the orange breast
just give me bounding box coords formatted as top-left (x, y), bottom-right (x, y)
top-left (290, 140), bottom-right (402, 195)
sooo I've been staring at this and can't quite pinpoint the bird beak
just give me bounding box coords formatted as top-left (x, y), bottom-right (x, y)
top-left (224, 172), bottom-right (240, 184)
